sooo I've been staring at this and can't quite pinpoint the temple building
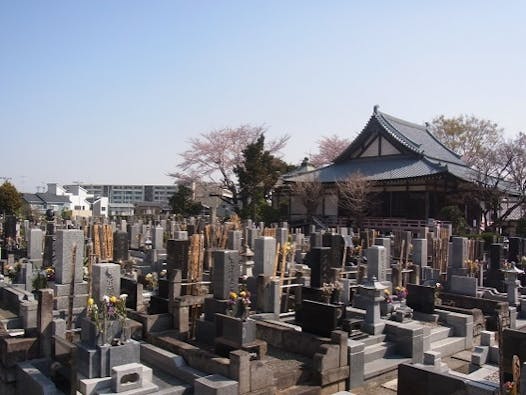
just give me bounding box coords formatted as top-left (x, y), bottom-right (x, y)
top-left (274, 106), bottom-right (497, 227)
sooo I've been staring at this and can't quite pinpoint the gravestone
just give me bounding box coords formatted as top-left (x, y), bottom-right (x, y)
top-left (128, 224), bottom-right (141, 250)
top-left (166, 239), bottom-right (190, 279)
top-left (28, 228), bottom-right (43, 261)
top-left (246, 227), bottom-right (259, 249)
top-left (92, 263), bottom-right (121, 302)
top-left (151, 226), bottom-right (164, 250)
top-left (366, 245), bottom-right (387, 282)
top-left (254, 237), bottom-right (276, 277)
top-left (450, 275), bottom-right (477, 297)
top-left (412, 238), bottom-right (427, 266)
top-left (227, 230), bottom-right (243, 252)
top-left (299, 300), bottom-right (343, 337)
top-left (310, 232), bottom-right (323, 248)
top-left (407, 284), bottom-right (435, 314)
top-left (360, 279), bottom-right (387, 335)
top-left (450, 237), bottom-right (468, 276)
top-left (374, 237), bottom-right (391, 264)
top-left (322, 233), bottom-right (344, 268)
top-left (55, 229), bottom-right (85, 284)
top-left (174, 231), bottom-right (188, 240)
top-left (4, 215), bottom-right (17, 239)
top-left (113, 231), bottom-right (129, 262)
top-left (213, 250), bottom-right (240, 300)
top-left (276, 227), bottom-right (288, 248)
top-left (308, 247), bottom-right (331, 288)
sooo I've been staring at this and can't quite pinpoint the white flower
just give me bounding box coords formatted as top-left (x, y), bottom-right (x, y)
top-left (119, 293), bottom-right (128, 300)
top-left (103, 295), bottom-right (110, 303)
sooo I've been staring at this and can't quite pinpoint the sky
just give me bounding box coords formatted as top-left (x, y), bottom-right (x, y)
top-left (1, 1), bottom-right (525, 193)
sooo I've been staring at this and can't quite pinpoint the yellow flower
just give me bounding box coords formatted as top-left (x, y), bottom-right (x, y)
top-left (87, 298), bottom-right (94, 306)
top-left (229, 292), bottom-right (237, 300)
top-left (239, 291), bottom-right (246, 298)
top-left (110, 296), bottom-right (117, 304)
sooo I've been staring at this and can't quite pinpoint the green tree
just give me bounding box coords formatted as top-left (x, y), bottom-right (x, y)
top-left (169, 185), bottom-right (202, 216)
top-left (234, 135), bottom-right (291, 222)
top-left (0, 181), bottom-right (22, 215)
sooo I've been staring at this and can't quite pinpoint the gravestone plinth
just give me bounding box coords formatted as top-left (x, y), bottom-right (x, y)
top-left (299, 299), bottom-right (343, 337)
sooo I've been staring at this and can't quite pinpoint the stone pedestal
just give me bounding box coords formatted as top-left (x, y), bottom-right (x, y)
top-left (360, 278), bottom-right (386, 335)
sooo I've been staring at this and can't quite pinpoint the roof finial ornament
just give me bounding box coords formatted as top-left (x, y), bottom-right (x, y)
top-left (424, 121), bottom-right (430, 128)
top-left (373, 104), bottom-right (379, 114)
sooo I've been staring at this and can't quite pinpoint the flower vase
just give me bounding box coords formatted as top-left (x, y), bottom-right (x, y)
top-left (120, 318), bottom-right (130, 343)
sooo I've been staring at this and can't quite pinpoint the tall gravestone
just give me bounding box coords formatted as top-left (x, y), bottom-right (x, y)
top-left (54, 229), bottom-right (88, 311)
top-left (55, 229), bottom-right (85, 284)
top-left (366, 245), bottom-right (387, 282)
top-left (487, 243), bottom-right (504, 290)
top-left (254, 237), bottom-right (276, 277)
top-left (166, 239), bottom-right (190, 282)
top-left (151, 226), bottom-right (164, 250)
top-left (412, 238), bottom-right (428, 266)
top-left (374, 238), bottom-right (391, 264)
top-left (449, 236), bottom-right (468, 276)
top-left (28, 228), bottom-right (43, 261)
top-left (113, 231), bottom-right (129, 262)
top-left (309, 247), bottom-right (331, 288)
top-left (227, 230), bottom-right (243, 252)
top-left (4, 215), bottom-right (17, 239)
top-left (128, 224), bottom-right (141, 250)
top-left (213, 250), bottom-right (240, 299)
top-left (322, 233), bottom-right (344, 268)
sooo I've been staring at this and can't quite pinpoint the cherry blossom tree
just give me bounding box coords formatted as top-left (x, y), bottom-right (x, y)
top-left (309, 134), bottom-right (352, 167)
top-left (170, 125), bottom-right (289, 209)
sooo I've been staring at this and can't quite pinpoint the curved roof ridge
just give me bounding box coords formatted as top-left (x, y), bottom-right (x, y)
top-left (423, 124), bottom-right (463, 160)
top-left (376, 111), bottom-right (422, 152)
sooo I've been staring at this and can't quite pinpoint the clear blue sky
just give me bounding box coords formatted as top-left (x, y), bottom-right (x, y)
top-left (1, 1), bottom-right (525, 192)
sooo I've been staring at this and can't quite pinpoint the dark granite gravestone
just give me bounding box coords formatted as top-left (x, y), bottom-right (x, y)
top-left (113, 231), bottom-right (129, 262)
top-left (166, 239), bottom-right (190, 280)
top-left (157, 278), bottom-right (169, 299)
top-left (398, 363), bottom-right (472, 395)
top-left (489, 243), bottom-right (502, 271)
top-left (322, 233), bottom-right (344, 268)
top-left (4, 215), bottom-right (17, 239)
top-left (308, 247), bottom-right (331, 288)
top-left (406, 284), bottom-right (435, 314)
top-left (298, 299), bottom-right (343, 337)
top-left (487, 243), bottom-right (504, 290)
top-left (213, 250), bottom-right (240, 300)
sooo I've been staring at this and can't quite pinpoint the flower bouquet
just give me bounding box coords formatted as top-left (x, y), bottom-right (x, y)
top-left (227, 287), bottom-right (251, 320)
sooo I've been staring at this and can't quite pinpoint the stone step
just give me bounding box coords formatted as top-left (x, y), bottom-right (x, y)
top-left (364, 342), bottom-right (397, 363)
top-left (364, 355), bottom-right (411, 380)
top-left (140, 343), bottom-right (207, 384)
top-left (360, 334), bottom-right (386, 347)
top-left (429, 326), bottom-right (453, 343)
top-left (430, 337), bottom-right (466, 358)
top-left (277, 384), bottom-right (321, 395)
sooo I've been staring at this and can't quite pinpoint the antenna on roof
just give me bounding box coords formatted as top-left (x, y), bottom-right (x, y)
top-left (373, 104), bottom-right (379, 114)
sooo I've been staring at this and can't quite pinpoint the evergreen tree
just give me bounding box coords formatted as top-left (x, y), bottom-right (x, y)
top-left (235, 135), bottom-right (291, 222)
top-left (169, 185), bottom-right (202, 216)
top-left (0, 181), bottom-right (22, 215)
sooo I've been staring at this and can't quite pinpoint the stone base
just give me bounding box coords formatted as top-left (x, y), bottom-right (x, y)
top-left (54, 293), bottom-right (88, 310)
top-left (54, 281), bottom-right (88, 296)
top-left (215, 337), bottom-right (267, 359)
top-left (78, 363), bottom-right (157, 395)
top-left (194, 374), bottom-right (238, 395)
top-left (361, 321), bottom-right (385, 336)
top-left (77, 339), bottom-right (141, 379)
top-left (195, 319), bottom-right (216, 345)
